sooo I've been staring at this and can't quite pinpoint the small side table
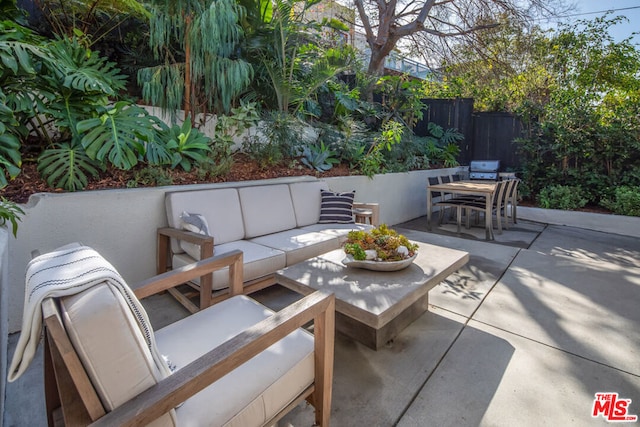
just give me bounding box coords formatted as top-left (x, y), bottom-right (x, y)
top-left (353, 208), bottom-right (374, 225)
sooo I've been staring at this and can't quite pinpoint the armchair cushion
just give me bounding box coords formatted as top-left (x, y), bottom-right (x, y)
top-left (155, 295), bottom-right (315, 427)
top-left (61, 283), bottom-right (176, 426)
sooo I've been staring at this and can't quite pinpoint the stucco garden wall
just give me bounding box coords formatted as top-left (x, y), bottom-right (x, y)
top-left (0, 228), bottom-right (8, 426)
top-left (2, 168), bottom-right (462, 334)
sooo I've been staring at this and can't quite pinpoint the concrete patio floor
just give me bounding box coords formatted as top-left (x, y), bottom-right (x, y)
top-left (4, 213), bottom-right (640, 426)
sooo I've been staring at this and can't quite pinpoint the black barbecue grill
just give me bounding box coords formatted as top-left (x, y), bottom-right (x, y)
top-left (469, 160), bottom-right (500, 181)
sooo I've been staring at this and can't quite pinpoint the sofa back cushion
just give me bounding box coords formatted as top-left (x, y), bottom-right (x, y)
top-left (238, 185), bottom-right (297, 238)
top-left (166, 188), bottom-right (245, 253)
top-left (61, 284), bottom-right (175, 426)
top-left (289, 181), bottom-right (329, 227)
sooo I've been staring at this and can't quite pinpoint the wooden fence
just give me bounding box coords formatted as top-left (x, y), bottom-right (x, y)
top-left (414, 98), bottom-right (526, 171)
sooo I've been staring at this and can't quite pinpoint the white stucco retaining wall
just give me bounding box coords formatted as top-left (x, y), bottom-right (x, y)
top-left (4, 168), bottom-right (462, 333)
top-left (0, 228), bottom-right (8, 426)
top-left (518, 207), bottom-right (640, 239)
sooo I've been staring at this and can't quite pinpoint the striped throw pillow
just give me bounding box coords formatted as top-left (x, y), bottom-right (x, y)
top-left (318, 190), bottom-right (355, 224)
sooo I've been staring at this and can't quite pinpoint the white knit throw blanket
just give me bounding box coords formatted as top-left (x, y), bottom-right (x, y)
top-left (8, 244), bottom-right (172, 382)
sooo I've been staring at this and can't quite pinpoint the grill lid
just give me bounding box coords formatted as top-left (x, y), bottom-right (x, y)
top-left (469, 160), bottom-right (500, 172)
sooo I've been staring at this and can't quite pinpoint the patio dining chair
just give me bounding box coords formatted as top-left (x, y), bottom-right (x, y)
top-left (8, 244), bottom-right (335, 427)
top-left (461, 179), bottom-right (509, 234)
top-left (503, 178), bottom-right (521, 226)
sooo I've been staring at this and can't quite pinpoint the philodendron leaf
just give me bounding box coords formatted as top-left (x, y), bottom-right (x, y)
top-left (37, 143), bottom-right (100, 191)
top-left (78, 102), bottom-right (158, 170)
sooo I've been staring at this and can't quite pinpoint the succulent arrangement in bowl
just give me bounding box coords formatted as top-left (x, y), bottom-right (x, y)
top-left (343, 224), bottom-right (418, 262)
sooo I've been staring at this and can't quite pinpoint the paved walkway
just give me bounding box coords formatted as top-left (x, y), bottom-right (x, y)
top-left (4, 216), bottom-right (640, 426)
top-left (277, 217), bottom-right (640, 426)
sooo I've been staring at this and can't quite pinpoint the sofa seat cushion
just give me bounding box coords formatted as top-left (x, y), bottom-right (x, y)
top-left (300, 223), bottom-right (374, 244)
top-left (155, 295), bottom-right (314, 427)
top-left (238, 185), bottom-right (298, 238)
top-left (249, 229), bottom-right (341, 266)
top-left (172, 240), bottom-right (286, 290)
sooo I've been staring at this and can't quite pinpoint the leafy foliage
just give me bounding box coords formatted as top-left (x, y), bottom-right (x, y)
top-left (300, 142), bottom-right (338, 172)
top-left (344, 224), bottom-right (418, 261)
top-left (242, 0), bottom-right (354, 113)
top-left (162, 118), bottom-right (212, 171)
top-left (538, 185), bottom-right (587, 210)
top-left (37, 142), bottom-right (101, 191)
top-left (78, 102), bottom-right (162, 170)
top-left (0, 196), bottom-right (24, 237)
top-left (140, 0), bottom-right (252, 121)
top-left (601, 186), bottom-right (640, 217)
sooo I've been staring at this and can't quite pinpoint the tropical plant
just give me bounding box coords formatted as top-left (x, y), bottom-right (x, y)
top-left (358, 120), bottom-right (405, 178)
top-left (0, 197), bottom-right (24, 237)
top-left (300, 141), bottom-right (339, 172)
top-left (212, 101), bottom-right (260, 160)
top-left (76, 102), bottom-right (165, 170)
top-left (0, 19), bottom-right (47, 186)
top-left (375, 75), bottom-right (426, 129)
top-left (0, 98), bottom-right (21, 187)
top-left (161, 118), bottom-right (212, 171)
top-left (17, 34), bottom-right (137, 191)
top-left (242, 0), bottom-right (354, 113)
top-left (139, 0), bottom-right (253, 122)
top-left (25, 0), bottom-right (149, 45)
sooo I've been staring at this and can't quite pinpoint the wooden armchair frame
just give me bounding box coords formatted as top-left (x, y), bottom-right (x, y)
top-left (42, 249), bottom-right (335, 427)
top-left (157, 228), bottom-right (281, 313)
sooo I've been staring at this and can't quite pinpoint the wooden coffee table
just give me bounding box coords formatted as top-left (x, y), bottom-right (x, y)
top-left (275, 241), bottom-right (469, 349)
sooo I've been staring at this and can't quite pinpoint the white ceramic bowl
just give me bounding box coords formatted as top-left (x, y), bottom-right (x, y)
top-left (342, 253), bottom-right (417, 271)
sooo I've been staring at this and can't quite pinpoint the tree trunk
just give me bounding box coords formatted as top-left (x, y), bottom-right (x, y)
top-left (184, 14), bottom-right (192, 124)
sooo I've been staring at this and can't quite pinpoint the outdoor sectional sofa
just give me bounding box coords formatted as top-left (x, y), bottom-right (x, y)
top-left (158, 179), bottom-right (379, 312)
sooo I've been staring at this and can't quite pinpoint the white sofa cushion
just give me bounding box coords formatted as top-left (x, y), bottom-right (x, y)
top-left (155, 295), bottom-right (314, 427)
top-left (166, 189), bottom-right (245, 252)
top-left (61, 284), bottom-right (175, 426)
top-left (172, 240), bottom-right (286, 290)
top-left (249, 229), bottom-right (341, 266)
top-left (301, 222), bottom-right (373, 243)
top-left (289, 181), bottom-right (329, 227)
top-left (239, 185), bottom-right (297, 238)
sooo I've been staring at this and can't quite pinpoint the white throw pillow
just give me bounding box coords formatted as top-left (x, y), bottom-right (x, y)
top-left (180, 211), bottom-right (212, 260)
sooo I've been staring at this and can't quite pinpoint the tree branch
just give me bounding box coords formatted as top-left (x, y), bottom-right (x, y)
top-left (354, 0), bottom-right (376, 44)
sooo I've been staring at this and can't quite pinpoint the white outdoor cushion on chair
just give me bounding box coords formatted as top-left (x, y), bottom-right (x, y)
top-left (61, 284), bottom-right (176, 426)
top-left (155, 295), bottom-right (315, 426)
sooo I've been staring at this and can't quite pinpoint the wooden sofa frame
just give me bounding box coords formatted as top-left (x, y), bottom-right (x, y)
top-left (42, 249), bottom-right (335, 426)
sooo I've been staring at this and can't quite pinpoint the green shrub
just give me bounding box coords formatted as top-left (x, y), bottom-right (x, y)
top-left (0, 197), bottom-right (24, 237)
top-left (601, 186), bottom-right (640, 216)
top-left (126, 167), bottom-right (173, 188)
top-left (538, 185), bottom-right (587, 210)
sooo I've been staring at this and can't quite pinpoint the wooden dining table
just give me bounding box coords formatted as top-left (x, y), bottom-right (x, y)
top-left (427, 180), bottom-right (498, 240)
